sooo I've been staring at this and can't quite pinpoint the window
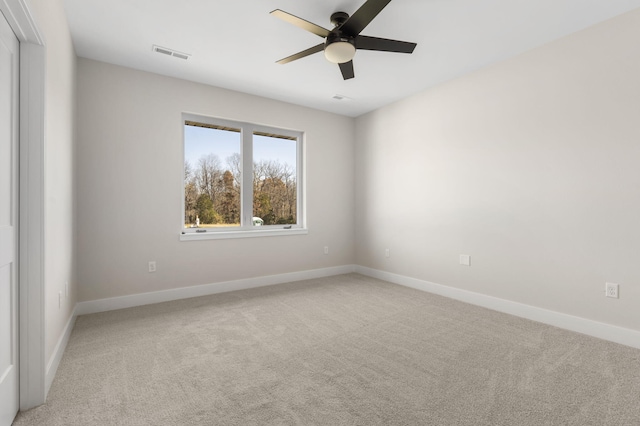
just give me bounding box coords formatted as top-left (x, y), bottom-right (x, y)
top-left (182, 114), bottom-right (305, 239)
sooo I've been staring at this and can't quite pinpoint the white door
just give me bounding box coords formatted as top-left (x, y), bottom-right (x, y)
top-left (0, 10), bottom-right (19, 426)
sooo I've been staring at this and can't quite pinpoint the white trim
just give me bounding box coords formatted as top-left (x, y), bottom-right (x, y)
top-left (77, 265), bottom-right (357, 315)
top-left (18, 42), bottom-right (46, 410)
top-left (7, 0), bottom-right (47, 410)
top-left (45, 306), bottom-right (77, 396)
top-left (180, 228), bottom-right (308, 241)
top-left (355, 266), bottom-right (640, 350)
top-left (0, 0), bottom-right (43, 44)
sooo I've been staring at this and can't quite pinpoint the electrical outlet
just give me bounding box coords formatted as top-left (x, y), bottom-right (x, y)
top-left (324, 246), bottom-right (329, 255)
top-left (605, 282), bottom-right (619, 299)
top-left (385, 248), bottom-right (390, 258)
top-left (459, 255), bottom-right (471, 266)
top-left (149, 261), bottom-right (157, 273)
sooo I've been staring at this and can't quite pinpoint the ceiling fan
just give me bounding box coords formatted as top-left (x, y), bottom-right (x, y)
top-left (271, 0), bottom-right (417, 80)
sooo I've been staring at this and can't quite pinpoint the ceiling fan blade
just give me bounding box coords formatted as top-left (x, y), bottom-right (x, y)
top-left (276, 43), bottom-right (324, 64)
top-left (270, 9), bottom-right (330, 38)
top-left (339, 61), bottom-right (355, 80)
top-left (340, 0), bottom-right (392, 36)
top-left (356, 35), bottom-right (416, 54)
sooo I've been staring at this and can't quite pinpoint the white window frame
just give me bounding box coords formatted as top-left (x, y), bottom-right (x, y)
top-left (181, 113), bottom-right (306, 241)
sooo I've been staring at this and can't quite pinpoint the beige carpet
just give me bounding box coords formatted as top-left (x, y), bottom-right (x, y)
top-left (13, 273), bottom-right (640, 425)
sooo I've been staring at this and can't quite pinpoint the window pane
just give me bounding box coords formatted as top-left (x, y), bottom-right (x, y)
top-left (184, 123), bottom-right (241, 228)
top-left (252, 133), bottom-right (297, 226)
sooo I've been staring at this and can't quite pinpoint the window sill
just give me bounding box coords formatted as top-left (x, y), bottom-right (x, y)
top-left (180, 228), bottom-right (308, 241)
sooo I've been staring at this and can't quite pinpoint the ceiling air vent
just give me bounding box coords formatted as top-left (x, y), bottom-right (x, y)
top-left (332, 94), bottom-right (352, 101)
top-left (153, 45), bottom-right (191, 60)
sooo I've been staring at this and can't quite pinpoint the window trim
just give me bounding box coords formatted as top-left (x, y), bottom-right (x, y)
top-left (181, 113), bottom-right (306, 240)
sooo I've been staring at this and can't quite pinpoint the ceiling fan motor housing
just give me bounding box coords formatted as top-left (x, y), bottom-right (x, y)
top-left (325, 31), bottom-right (355, 47)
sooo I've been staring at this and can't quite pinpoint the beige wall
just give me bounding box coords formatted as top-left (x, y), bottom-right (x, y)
top-left (28, 0), bottom-right (77, 364)
top-left (355, 9), bottom-right (640, 331)
top-left (76, 59), bottom-right (355, 301)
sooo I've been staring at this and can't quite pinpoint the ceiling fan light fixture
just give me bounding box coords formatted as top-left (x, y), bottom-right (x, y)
top-left (324, 41), bottom-right (356, 64)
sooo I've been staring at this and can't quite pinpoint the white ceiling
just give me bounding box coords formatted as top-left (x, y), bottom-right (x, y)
top-left (61, 0), bottom-right (640, 117)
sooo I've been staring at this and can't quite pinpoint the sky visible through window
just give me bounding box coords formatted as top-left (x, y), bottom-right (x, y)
top-left (184, 126), bottom-right (296, 169)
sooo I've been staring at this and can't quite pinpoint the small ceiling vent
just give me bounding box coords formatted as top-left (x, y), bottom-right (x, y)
top-left (332, 94), bottom-right (352, 101)
top-left (153, 45), bottom-right (191, 60)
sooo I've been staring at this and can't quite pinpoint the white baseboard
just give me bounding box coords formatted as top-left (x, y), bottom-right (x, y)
top-left (355, 266), bottom-right (640, 350)
top-left (76, 265), bottom-right (357, 316)
top-left (45, 305), bottom-right (77, 397)
top-left (72, 263), bottom-right (640, 351)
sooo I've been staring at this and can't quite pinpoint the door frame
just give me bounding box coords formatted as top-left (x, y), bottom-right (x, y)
top-left (0, 0), bottom-right (46, 410)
